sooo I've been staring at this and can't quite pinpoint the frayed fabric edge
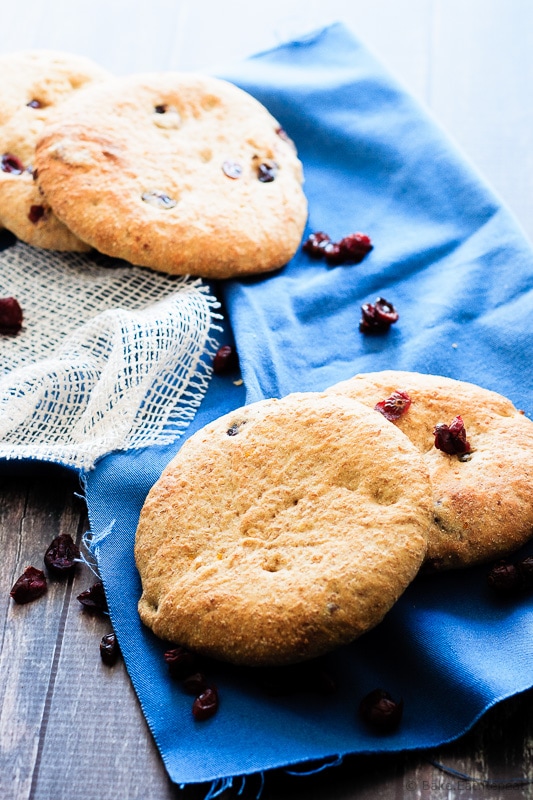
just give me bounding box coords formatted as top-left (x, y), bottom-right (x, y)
top-left (178, 755), bottom-right (344, 799)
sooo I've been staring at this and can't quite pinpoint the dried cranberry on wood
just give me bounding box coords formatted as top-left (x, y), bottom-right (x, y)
top-left (77, 580), bottom-right (108, 615)
top-left (433, 415), bottom-right (471, 455)
top-left (10, 566), bottom-right (47, 604)
top-left (374, 390), bottom-right (411, 421)
top-left (0, 297), bottom-right (23, 334)
top-left (44, 533), bottom-right (80, 576)
top-left (100, 632), bottom-right (120, 665)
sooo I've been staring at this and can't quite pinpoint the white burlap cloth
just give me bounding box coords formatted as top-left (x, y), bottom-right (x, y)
top-left (0, 242), bottom-right (221, 469)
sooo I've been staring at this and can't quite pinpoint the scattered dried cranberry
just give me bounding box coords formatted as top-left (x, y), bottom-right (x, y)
top-left (28, 204), bottom-right (45, 224)
top-left (164, 646), bottom-right (197, 679)
top-left (192, 686), bottom-right (219, 721)
top-left (213, 344), bottom-right (239, 375)
top-left (323, 242), bottom-right (345, 265)
top-left (182, 672), bottom-right (209, 695)
top-left (77, 580), bottom-right (108, 615)
top-left (302, 231), bottom-right (332, 258)
top-left (303, 230), bottom-right (373, 265)
top-left (0, 297), bottom-right (23, 334)
top-left (359, 688), bottom-right (403, 733)
top-left (26, 99), bottom-right (42, 109)
top-left (257, 162), bottom-right (277, 182)
top-left (44, 533), bottom-right (80, 576)
top-left (100, 632), bottom-right (120, 665)
top-left (141, 190), bottom-right (177, 209)
top-left (10, 566), bottom-right (47, 604)
top-left (519, 556), bottom-right (533, 584)
top-left (359, 297), bottom-right (399, 333)
top-left (487, 561), bottom-right (523, 595)
top-left (374, 390), bottom-right (412, 422)
top-left (338, 232), bottom-right (373, 263)
top-left (487, 556), bottom-right (533, 596)
top-left (433, 415), bottom-right (471, 455)
top-left (222, 160), bottom-right (243, 179)
top-left (1, 153), bottom-right (24, 174)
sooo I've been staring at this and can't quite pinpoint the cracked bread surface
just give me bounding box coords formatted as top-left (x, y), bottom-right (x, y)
top-left (326, 371), bottom-right (533, 570)
top-left (34, 71), bottom-right (307, 277)
top-left (0, 50), bottom-right (109, 250)
top-left (134, 392), bottom-right (432, 666)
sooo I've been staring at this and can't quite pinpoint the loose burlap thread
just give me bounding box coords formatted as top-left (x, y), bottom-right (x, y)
top-left (0, 242), bottom-right (221, 469)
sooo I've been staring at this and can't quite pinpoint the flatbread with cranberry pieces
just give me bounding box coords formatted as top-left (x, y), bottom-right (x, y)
top-left (0, 50), bottom-right (110, 251)
top-left (326, 370), bottom-right (533, 570)
top-left (134, 392), bottom-right (432, 666)
top-left (34, 72), bottom-right (307, 278)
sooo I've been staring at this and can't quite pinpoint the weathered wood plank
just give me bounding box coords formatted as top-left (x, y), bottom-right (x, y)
top-left (0, 469), bottom-right (86, 800)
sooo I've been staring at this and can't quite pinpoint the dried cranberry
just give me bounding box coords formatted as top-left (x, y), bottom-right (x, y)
top-left (487, 561), bottom-right (523, 595)
top-left (0, 297), bottom-right (23, 334)
top-left (257, 162), bottom-right (277, 182)
top-left (1, 153), bottom-right (24, 174)
top-left (28, 204), bottom-right (45, 224)
top-left (222, 160), bottom-right (243, 179)
top-left (338, 232), bottom-right (373, 263)
top-left (433, 415), bottom-right (471, 455)
top-left (359, 297), bottom-right (399, 333)
top-left (192, 686), bottom-right (219, 721)
top-left (487, 556), bottom-right (533, 596)
top-left (303, 230), bottom-right (373, 265)
top-left (44, 533), bottom-right (80, 576)
top-left (323, 242), bottom-right (345, 265)
top-left (375, 390), bottom-right (412, 421)
top-left (302, 231), bottom-right (332, 258)
top-left (164, 646), bottom-right (197, 679)
top-left (77, 580), bottom-right (108, 615)
top-left (10, 566), bottom-right (47, 604)
top-left (141, 190), bottom-right (177, 209)
top-left (26, 99), bottom-right (42, 109)
top-left (100, 632), bottom-right (120, 665)
top-left (213, 344), bottom-right (238, 375)
top-left (359, 688), bottom-right (403, 733)
top-left (518, 556), bottom-right (533, 587)
top-left (182, 672), bottom-right (209, 695)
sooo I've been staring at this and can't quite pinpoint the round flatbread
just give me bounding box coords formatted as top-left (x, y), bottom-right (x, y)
top-left (34, 71), bottom-right (308, 278)
top-left (134, 392), bottom-right (432, 666)
top-left (0, 50), bottom-right (110, 251)
top-left (326, 371), bottom-right (533, 570)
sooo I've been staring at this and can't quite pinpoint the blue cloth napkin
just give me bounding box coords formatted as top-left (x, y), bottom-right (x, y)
top-left (83, 23), bottom-right (533, 786)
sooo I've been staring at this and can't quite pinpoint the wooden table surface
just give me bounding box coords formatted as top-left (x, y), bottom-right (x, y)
top-left (2, 2), bottom-right (533, 799)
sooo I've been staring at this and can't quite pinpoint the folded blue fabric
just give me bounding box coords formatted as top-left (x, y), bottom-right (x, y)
top-left (84, 23), bottom-right (533, 785)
